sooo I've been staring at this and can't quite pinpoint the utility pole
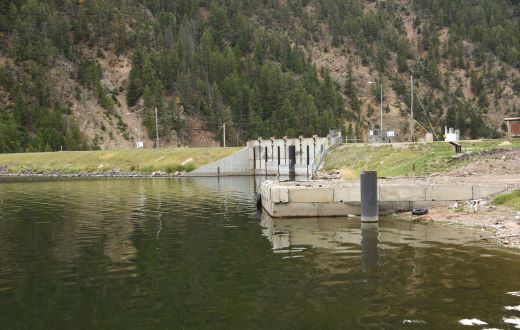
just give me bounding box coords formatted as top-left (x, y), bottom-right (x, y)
top-left (137, 111), bottom-right (142, 148)
top-left (380, 82), bottom-right (383, 140)
top-left (410, 75), bottom-right (414, 142)
top-left (222, 123), bottom-right (226, 148)
top-left (368, 80), bottom-right (384, 141)
top-left (155, 107), bottom-right (159, 148)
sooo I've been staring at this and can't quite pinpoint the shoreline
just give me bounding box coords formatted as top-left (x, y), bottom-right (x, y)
top-left (397, 203), bottom-right (520, 249)
top-left (0, 170), bottom-right (185, 178)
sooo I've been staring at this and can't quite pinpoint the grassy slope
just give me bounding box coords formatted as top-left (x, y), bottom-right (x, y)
top-left (0, 148), bottom-right (241, 174)
top-left (324, 140), bottom-right (520, 179)
top-left (493, 190), bottom-right (520, 211)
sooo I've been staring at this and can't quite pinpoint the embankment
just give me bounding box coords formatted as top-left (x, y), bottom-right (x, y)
top-left (0, 148), bottom-right (240, 176)
top-left (322, 140), bottom-right (520, 179)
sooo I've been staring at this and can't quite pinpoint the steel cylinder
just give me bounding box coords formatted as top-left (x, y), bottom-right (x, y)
top-left (360, 171), bottom-right (378, 222)
top-left (288, 145), bottom-right (296, 181)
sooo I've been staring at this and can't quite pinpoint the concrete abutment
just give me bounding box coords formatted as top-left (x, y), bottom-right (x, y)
top-left (260, 180), bottom-right (512, 218)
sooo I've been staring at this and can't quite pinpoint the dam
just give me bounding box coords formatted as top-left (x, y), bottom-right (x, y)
top-left (187, 132), bottom-right (342, 176)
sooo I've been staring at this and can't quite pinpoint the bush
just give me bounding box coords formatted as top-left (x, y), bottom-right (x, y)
top-left (139, 163), bottom-right (195, 173)
top-left (493, 190), bottom-right (520, 211)
top-left (164, 163), bottom-right (196, 173)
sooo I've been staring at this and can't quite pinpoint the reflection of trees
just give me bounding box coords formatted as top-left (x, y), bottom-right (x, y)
top-left (0, 177), bottom-right (262, 328)
top-left (1, 178), bottom-right (518, 328)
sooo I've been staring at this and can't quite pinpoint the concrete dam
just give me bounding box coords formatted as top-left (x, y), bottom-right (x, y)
top-left (187, 134), bottom-right (341, 177)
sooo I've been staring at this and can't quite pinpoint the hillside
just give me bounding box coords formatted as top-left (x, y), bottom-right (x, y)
top-left (0, 0), bottom-right (519, 152)
top-left (323, 140), bottom-right (520, 179)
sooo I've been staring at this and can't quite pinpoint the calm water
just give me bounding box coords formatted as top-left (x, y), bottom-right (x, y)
top-left (1, 177), bottom-right (520, 329)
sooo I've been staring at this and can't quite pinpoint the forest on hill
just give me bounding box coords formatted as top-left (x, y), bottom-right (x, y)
top-left (0, 0), bottom-right (519, 152)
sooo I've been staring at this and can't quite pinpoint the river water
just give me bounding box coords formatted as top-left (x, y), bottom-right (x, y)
top-left (0, 177), bottom-right (520, 329)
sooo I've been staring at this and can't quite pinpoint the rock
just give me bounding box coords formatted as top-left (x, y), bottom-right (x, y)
top-left (449, 202), bottom-right (459, 209)
top-left (151, 171), bottom-right (166, 177)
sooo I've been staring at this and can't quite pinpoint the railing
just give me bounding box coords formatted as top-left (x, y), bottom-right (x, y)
top-left (311, 135), bottom-right (342, 177)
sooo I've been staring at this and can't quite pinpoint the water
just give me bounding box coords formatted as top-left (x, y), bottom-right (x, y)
top-left (1, 177), bottom-right (520, 329)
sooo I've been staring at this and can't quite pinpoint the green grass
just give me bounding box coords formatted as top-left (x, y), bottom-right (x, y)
top-left (324, 140), bottom-right (520, 179)
top-left (493, 190), bottom-right (520, 211)
top-left (0, 148), bottom-right (240, 174)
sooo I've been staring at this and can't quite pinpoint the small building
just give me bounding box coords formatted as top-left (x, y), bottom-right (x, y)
top-left (505, 117), bottom-right (520, 140)
top-left (444, 127), bottom-right (460, 142)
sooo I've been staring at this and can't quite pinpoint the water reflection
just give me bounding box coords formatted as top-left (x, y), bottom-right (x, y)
top-left (1, 178), bottom-right (520, 329)
top-left (260, 213), bottom-right (381, 276)
top-left (361, 222), bottom-right (379, 274)
top-left (259, 211), bottom-right (487, 252)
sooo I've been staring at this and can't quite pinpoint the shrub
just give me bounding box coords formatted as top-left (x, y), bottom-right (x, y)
top-left (493, 190), bottom-right (520, 211)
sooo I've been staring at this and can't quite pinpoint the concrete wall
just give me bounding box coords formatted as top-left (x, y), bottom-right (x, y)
top-left (187, 147), bottom-right (250, 176)
top-left (188, 134), bottom-right (338, 177)
top-left (248, 137), bottom-right (329, 175)
top-left (261, 181), bottom-right (512, 218)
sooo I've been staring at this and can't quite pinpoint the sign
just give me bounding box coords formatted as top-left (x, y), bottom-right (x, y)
top-left (386, 131), bottom-right (395, 137)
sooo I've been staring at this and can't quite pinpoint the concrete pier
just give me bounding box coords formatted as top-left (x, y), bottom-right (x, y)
top-left (260, 180), bottom-right (513, 218)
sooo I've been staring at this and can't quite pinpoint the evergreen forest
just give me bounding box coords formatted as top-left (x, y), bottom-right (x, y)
top-left (0, 0), bottom-right (519, 152)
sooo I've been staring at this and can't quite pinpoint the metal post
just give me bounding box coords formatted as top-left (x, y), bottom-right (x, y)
top-left (306, 145), bottom-right (310, 178)
top-left (155, 107), bottom-right (160, 148)
top-left (288, 145), bottom-right (296, 181)
top-left (265, 146), bottom-right (268, 177)
top-left (258, 145), bottom-right (261, 169)
top-left (360, 171), bottom-right (378, 223)
top-left (277, 146), bottom-right (280, 177)
top-left (253, 148), bottom-right (256, 171)
top-left (257, 138), bottom-right (262, 169)
top-left (300, 142), bottom-right (302, 164)
top-left (284, 142), bottom-right (287, 164)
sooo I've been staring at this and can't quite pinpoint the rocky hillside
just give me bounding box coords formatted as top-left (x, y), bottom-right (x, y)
top-left (0, 0), bottom-right (519, 152)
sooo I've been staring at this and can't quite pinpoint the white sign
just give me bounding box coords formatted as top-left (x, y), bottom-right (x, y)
top-left (136, 141), bottom-right (144, 148)
top-left (386, 131), bottom-right (395, 137)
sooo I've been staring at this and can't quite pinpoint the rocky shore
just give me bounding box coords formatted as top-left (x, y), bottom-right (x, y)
top-left (398, 200), bottom-right (520, 249)
top-left (316, 160), bottom-right (520, 249)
